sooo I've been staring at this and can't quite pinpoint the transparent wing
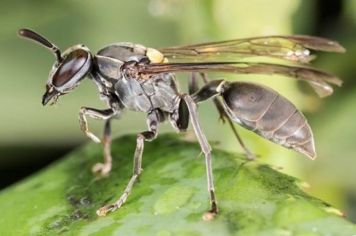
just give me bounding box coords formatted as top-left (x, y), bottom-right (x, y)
top-left (138, 61), bottom-right (342, 97)
top-left (160, 35), bottom-right (345, 64)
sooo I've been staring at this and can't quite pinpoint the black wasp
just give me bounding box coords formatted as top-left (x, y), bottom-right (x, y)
top-left (19, 28), bottom-right (344, 218)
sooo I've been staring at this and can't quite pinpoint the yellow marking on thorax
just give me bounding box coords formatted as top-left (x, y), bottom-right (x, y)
top-left (146, 47), bottom-right (168, 63)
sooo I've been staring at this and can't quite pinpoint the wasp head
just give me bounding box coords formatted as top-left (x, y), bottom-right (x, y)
top-left (18, 29), bottom-right (92, 105)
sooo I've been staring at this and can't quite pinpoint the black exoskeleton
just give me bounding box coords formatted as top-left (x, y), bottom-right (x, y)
top-left (19, 28), bottom-right (344, 218)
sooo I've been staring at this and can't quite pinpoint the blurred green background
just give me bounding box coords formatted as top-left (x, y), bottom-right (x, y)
top-left (1, 0), bottom-right (356, 222)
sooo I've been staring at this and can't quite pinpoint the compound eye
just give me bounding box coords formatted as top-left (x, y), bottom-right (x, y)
top-left (52, 49), bottom-right (89, 87)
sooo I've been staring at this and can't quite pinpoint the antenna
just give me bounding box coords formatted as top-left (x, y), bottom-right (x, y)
top-left (18, 28), bottom-right (63, 62)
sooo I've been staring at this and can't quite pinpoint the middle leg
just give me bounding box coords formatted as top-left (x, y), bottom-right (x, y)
top-left (96, 110), bottom-right (160, 216)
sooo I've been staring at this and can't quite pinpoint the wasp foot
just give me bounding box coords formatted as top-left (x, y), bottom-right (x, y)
top-left (86, 131), bottom-right (101, 143)
top-left (203, 209), bottom-right (217, 221)
top-left (92, 162), bottom-right (112, 176)
top-left (96, 204), bottom-right (118, 217)
top-left (245, 150), bottom-right (256, 161)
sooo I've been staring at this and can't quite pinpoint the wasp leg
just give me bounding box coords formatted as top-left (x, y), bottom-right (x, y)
top-left (91, 119), bottom-right (113, 176)
top-left (182, 94), bottom-right (218, 219)
top-left (191, 78), bottom-right (255, 160)
top-left (96, 110), bottom-right (159, 216)
top-left (79, 107), bottom-right (115, 143)
top-left (188, 72), bottom-right (200, 94)
top-left (79, 107), bottom-right (118, 176)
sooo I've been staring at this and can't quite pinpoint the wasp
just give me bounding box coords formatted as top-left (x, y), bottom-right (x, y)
top-left (19, 28), bottom-right (344, 217)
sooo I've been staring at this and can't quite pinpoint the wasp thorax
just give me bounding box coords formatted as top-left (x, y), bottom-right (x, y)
top-left (42, 45), bottom-right (92, 105)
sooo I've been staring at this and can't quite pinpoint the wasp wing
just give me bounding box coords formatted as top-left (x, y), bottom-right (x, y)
top-left (160, 35), bottom-right (345, 64)
top-left (138, 62), bottom-right (342, 97)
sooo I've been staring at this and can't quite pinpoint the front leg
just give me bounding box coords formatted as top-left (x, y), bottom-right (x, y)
top-left (79, 107), bottom-right (117, 176)
top-left (79, 107), bottom-right (115, 143)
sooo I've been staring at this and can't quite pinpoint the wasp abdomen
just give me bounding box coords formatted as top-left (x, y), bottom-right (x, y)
top-left (222, 82), bottom-right (315, 159)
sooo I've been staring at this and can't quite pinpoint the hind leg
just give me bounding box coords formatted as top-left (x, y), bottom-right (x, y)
top-left (181, 94), bottom-right (218, 217)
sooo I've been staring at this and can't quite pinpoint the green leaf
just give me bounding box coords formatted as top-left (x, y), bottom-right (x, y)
top-left (0, 134), bottom-right (355, 236)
